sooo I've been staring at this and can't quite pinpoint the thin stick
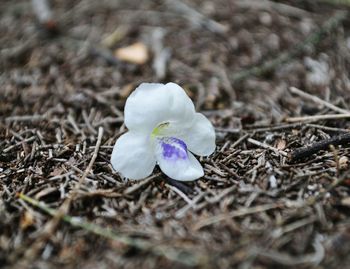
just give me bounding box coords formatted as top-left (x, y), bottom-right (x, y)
top-left (166, 184), bottom-right (194, 206)
top-left (165, 0), bottom-right (228, 34)
top-left (290, 133), bottom-right (350, 161)
top-left (247, 138), bottom-right (288, 157)
top-left (123, 173), bottom-right (161, 195)
top-left (17, 127), bottom-right (104, 264)
top-left (194, 203), bottom-right (280, 230)
top-left (3, 136), bottom-right (36, 153)
top-left (166, 177), bottom-right (194, 195)
top-left (289, 87), bottom-right (349, 114)
top-left (285, 113), bottom-right (350, 123)
top-left (5, 114), bottom-right (47, 122)
top-left (236, 0), bottom-right (309, 17)
top-left (18, 193), bottom-right (203, 266)
top-left (75, 126), bottom-right (104, 189)
top-left (306, 124), bottom-right (349, 133)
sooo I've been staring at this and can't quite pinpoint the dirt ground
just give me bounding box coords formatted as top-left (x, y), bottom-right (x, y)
top-left (1, 0), bottom-right (350, 268)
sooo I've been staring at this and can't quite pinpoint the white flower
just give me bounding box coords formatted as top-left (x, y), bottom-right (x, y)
top-left (111, 82), bottom-right (216, 181)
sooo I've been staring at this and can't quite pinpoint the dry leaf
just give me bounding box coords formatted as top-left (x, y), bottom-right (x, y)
top-left (275, 139), bottom-right (287, 150)
top-left (20, 211), bottom-right (35, 230)
top-left (115, 42), bottom-right (149, 65)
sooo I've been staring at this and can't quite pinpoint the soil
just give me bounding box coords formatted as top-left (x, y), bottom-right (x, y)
top-left (1, 0), bottom-right (350, 268)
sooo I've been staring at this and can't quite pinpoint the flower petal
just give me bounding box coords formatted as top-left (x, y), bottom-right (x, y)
top-left (111, 131), bottom-right (156, 180)
top-left (124, 83), bottom-right (195, 132)
top-left (154, 137), bottom-right (204, 181)
top-left (180, 113), bottom-right (216, 156)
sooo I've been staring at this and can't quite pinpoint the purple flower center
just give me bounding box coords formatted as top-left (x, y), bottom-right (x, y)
top-left (160, 137), bottom-right (188, 161)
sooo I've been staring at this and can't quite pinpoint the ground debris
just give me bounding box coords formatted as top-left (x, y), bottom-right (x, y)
top-left (1, 0), bottom-right (350, 268)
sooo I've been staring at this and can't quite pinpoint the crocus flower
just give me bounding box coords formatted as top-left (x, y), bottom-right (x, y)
top-left (111, 83), bottom-right (216, 181)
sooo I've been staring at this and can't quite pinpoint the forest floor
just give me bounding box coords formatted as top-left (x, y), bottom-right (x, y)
top-left (1, 0), bottom-right (350, 268)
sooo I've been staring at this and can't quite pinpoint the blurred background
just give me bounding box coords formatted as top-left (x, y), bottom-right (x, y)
top-left (1, 0), bottom-right (349, 126)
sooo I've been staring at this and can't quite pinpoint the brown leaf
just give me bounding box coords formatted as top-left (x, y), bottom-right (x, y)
top-left (115, 42), bottom-right (149, 65)
top-left (20, 211), bottom-right (35, 230)
top-left (275, 139), bottom-right (287, 150)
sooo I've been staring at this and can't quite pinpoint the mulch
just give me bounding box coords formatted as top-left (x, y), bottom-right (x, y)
top-left (1, 0), bottom-right (350, 268)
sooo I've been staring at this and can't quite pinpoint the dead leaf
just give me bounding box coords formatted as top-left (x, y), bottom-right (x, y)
top-left (20, 211), bottom-right (35, 230)
top-left (115, 42), bottom-right (149, 65)
top-left (275, 139), bottom-right (287, 150)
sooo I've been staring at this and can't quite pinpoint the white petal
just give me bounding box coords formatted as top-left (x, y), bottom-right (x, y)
top-left (111, 131), bottom-right (156, 180)
top-left (154, 137), bottom-right (204, 181)
top-left (124, 83), bottom-right (195, 132)
top-left (180, 113), bottom-right (216, 156)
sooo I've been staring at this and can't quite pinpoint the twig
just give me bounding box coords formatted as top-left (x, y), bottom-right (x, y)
top-left (5, 114), bottom-right (47, 122)
top-left (306, 169), bottom-right (350, 206)
top-left (18, 193), bottom-right (203, 267)
top-left (290, 133), bottom-right (350, 161)
top-left (256, 234), bottom-right (324, 265)
top-left (231, 10), bottom-right (347, 82)
top-left (285, 113), bottom-right (350, 123)
top-left (329, 145), bottom-right (340, 177)
top-left (306, 124), bottom-right (350, 133)
top-left (165, 0), bottom-right (228, 34)
top-left (244, 123), bottom-right (349, 133)
top-left (271, 217), bottom-right (316, 238)
top-left (194, 203), bottom-right (280, 230)
top-left (236, 0), bottom-right (309, 17)
top-left (289, 87), bottom-right (350, 114)
top-left (75, 126), bottom-right (104, 189)
top-left (2, 136), bottom-right (36, 153)
top-left (166, 184), bottom-right (194, 206)
top-left (166, 177), bottom-right (194, 195)
top-left (247, 138), bottom-right (288, 157)
top-left (215, 127), bottom-right (241, 134)
top-left (16, 127), bottom-right (104, 264)
top-left (123, 173), bottom-right (161, 195)
top-left (245, 123), bottom-right (303, 133)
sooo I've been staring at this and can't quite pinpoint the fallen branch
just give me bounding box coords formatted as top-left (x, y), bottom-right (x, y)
top-left (290, 133), bottom-right (350, 161)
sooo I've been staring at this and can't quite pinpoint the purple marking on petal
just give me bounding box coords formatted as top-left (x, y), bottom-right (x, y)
top-left (160, 137), bottom-right (188, 161)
